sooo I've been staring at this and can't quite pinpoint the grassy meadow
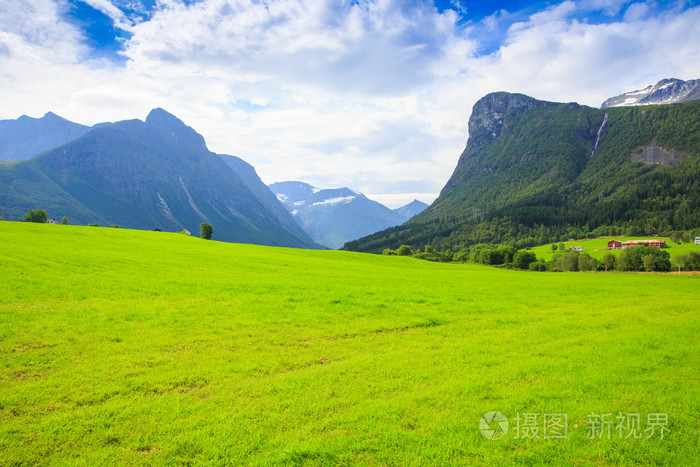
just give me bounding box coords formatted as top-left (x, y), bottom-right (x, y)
top-left (1, 222), bottom-right (698, 465)
top-left (529, 236), bottom-right (700, 263)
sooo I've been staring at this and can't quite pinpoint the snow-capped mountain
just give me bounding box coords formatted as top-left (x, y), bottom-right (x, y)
top-left (270, 181), bottom-right (426, 249)
top-left (601, 78), bottom-right (700, 109)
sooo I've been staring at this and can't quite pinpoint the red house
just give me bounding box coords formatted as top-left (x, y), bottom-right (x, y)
top-left (608, 240), bottom-right (622, 249)
top-left (621, 239), bottom-right (667, 248)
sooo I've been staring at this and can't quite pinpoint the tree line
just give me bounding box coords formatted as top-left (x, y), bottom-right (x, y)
top-left (383, 242), bottom-right (699, 273)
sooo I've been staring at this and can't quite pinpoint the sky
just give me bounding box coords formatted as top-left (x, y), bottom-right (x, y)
top-left (2, 0), bottom-right (700, 207)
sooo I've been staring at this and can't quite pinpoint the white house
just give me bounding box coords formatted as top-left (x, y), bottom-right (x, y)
top-left (569, 246), bottom-right (584, 252)
top-left (695, 236), bottom-right (700, 245)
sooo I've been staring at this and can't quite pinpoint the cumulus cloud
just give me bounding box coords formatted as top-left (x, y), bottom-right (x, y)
top-left (1, 0), bottom-right (700, 207)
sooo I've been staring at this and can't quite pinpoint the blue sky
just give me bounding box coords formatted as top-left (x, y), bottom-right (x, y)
top-left (2, 0), bottom-right (700, 206)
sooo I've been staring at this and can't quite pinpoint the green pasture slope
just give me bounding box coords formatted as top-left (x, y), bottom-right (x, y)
top-left (529, 236), bottom-right (700, 262)
top-left (1, 222), bottom-right (698, 465)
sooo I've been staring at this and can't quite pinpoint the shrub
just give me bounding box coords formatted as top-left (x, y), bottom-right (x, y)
top-left (200, 222), bottom-right (213, 240)
top-left (110, 225), bottom-right (119, 228)
top-left (23, 208), bottom-right (48, 223)
top-left (513, 250), bottom-right (537, 269)
top-left (413, 251), bottom-right (450, 262)
top-left (61, 217), bottom-right (69, 225)
top-left (88, 223), bottom-right (99, 227)
top-left (396, 245), bottom-right (412, 256)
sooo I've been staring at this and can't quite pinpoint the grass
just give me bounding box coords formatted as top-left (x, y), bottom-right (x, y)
top-left (529, 236), bottom-right (700, 262)
top-left (1, 222), bottom-right (698, 465)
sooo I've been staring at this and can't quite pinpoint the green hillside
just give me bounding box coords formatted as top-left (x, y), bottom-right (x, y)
top-left (529, 236), bottom-right (700, 262)
top-left (1, 222), bottom-right (698, 464)
top-left (345, 95), bottom-right (700, 253)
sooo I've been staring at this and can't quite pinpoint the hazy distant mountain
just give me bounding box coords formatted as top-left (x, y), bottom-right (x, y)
top-left (0, 108), bottom-right (319, 248)
top-left (0, 112), bottom-right (94, 161)
top-left (393, 199), bottom-right (428, 220)
top-left (270, 181), bottom-right (417, 249)
top-left (601, 78), bottom-right (700, 108)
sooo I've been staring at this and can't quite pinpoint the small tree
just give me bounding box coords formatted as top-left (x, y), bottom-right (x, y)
top-left (200, 222), bottom-right (213, 240)
top-left (61, 217), bottom-right (69, 225)
top-left (558, 242), bottom-right (565, 251)
top-left (578, 253), bottom-right (596, 272)
top-left (551, 243), bottom-right (557, 252)
top-left (602, 253), bottom-right (615, 272)
top-left (23, 208), bottom-right (48, 223)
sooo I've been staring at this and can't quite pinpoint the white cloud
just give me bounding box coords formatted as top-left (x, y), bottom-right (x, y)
top-left (1, 0), bottom-right (700, 208)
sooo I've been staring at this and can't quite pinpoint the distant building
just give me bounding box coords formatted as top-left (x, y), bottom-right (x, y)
top-left (47, 219), bottom-right (60, 224)
top-left (567, 238), bottom-right (575, 242)
top-left (621, 239), bottom-right (667, 248)
top-left (569, 246), bottom-right (584, 252)
top-left (695, 237), bottom-right (700, 245)
top-left (608, 240), bottom-right (622, 249)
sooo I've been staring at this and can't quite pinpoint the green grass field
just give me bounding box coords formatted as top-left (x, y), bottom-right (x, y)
top-left (529, 236), bottom-right (700, 262)
top-left (1, 222), bottom-right (698, 465)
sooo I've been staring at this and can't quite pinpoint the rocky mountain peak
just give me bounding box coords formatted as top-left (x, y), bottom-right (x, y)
top-left (145, 108), bottom-right (207, 151)
top-left (601, 78), bottom-right (700, 108)
top-left (468, 92), bottom-right (557, 143)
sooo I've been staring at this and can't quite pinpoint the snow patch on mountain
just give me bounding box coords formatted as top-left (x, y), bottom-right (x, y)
top-left (312, 196), bottom-right (356, 207)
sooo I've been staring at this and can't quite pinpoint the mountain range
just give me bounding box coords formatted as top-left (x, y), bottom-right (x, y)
top-left (345, 85), bottom-right (700, 253)
top-left (601, 78), bottom-right (700, 109)
top-left (0, 109), bottom-right (319, 248)
top-left (270, 181), bottom-right (427, 249)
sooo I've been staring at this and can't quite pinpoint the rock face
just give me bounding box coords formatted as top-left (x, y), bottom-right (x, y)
top-left (270, 181), bottom-right (415, 249)
top-left (444, 92), bottom-right (559, 192)
top-left (466, 92), bottom-right (557, 149)
top-left (0, 112), bottom-right (94, 161)
top-left (601, 78), bottom-right (700, 108)
top-left (0, 109), bottom-right (319, 248)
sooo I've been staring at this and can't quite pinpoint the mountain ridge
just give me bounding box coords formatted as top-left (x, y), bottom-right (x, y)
top-left (0, 112), bottom-right (95, 161)
top-left (601, 78), bottom-right (700, 109)
top-left (0, 109), bottom-right (319, 248)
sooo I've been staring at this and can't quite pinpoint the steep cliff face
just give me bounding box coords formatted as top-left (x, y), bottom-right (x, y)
top-left (466, 92), bottom-right (557, 147)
